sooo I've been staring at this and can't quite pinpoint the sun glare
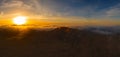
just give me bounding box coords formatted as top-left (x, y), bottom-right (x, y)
top-left (13, 16), bottom-right (27, 25)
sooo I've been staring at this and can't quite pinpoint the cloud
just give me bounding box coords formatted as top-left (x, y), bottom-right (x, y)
top-left (106, 4), bottom-right (120, 17)
top-left (0, 0), bottom-right (61, 17)
top-left (83, 3), bottom-right (120, 19)
top-left (0, 0), bottom-right (34, 10)
top-left (0, 0), bottom-right (120, 20)
top-left (0, 0), bottom-right (37, 16)
top-left (1, 0), bottom-right (23, 8)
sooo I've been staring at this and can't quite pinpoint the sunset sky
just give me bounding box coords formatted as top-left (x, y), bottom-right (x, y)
top-left (0, 0), bottom-right (120, 26)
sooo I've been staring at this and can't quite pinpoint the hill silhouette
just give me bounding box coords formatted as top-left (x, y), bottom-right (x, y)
top-left (0, 26), bottom-right (120, 57)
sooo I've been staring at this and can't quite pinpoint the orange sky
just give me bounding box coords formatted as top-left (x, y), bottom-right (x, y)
top-left (0, 17), bottom-right (120, 27)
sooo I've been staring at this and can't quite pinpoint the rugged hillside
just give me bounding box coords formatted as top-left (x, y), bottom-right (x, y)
top-left (0, 27), bottom-right (120, 57)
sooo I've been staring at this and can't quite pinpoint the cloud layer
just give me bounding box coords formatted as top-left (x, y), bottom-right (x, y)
top-left (0, 0), bottom-right (120, 19)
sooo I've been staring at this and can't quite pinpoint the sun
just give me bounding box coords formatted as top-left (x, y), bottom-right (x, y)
top-left (13, 16), bottom-right (27, 25)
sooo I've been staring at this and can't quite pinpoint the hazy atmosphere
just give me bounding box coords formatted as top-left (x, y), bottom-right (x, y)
top-left (0, 0), bottom-right (120, 57)
top-left (0, 0), bottom-right (120, 26)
